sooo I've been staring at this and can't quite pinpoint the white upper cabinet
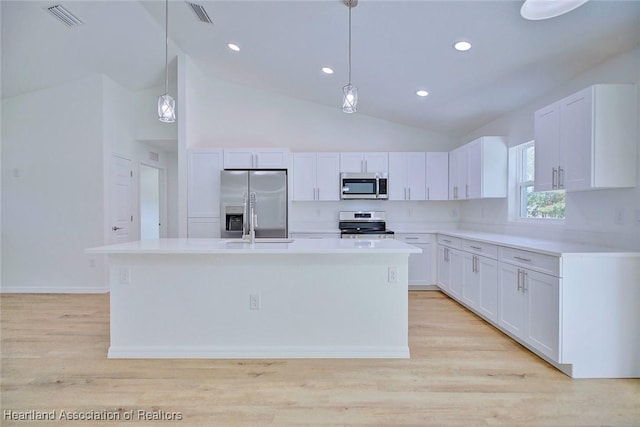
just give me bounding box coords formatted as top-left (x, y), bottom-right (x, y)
top-left (535, 84), bottom-right (637, 192)
top-left (292, 152), bottom-right (340, 201)
top-left (449, 137), bottom-right (506, 200)
top-left (223, 148), bottom-right (289, 169)
top-left (425, 152), bottom-right (449, 201)
top-left (187, 149), bottom-right (223, 218)
top-left (340, 152), bottom-right (389, 173)
top-left (388, 152), bottom-right (426, 200)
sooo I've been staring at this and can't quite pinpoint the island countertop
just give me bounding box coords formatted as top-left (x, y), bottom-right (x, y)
top-left (86, 238), bottom-right (422, 255)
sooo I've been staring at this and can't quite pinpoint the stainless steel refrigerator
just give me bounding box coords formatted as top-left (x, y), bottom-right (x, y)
top-left (220, 170), bottom-right (288, 239)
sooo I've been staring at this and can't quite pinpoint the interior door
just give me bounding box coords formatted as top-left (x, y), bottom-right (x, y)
top-left (110, 155), bottom-right (133, 244)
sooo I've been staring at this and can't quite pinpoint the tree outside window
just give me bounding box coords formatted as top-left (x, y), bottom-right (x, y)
top-left (518, 142), bottom-right (565, 220)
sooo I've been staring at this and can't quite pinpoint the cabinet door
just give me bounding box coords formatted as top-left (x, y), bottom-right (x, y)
top-left (292, 153), bottom-right (317, 201)
top-left (477, 256), bottom-right (498, 323)
top-left (448, 149), bottom-right (459, 200)
top-left (462, 253), bottom-right (479, 307)
top-left (364, 152), bottom-right (389, 173)
top-left (340, 153), bottom-right (365, 172)
top-left (534, 103), bottom-right (560, 191)
top-left (525, 269), bottom-right (560, 361)
top-left (187, 218), bottom-right (220, 238)
top-left (315, 152), bottom-right (340, 201)
top-left (406, 152), bottom-right (426, 200)
top-left (437, 245), bottom-right (450, 291)
top-left (426, 152), bottom-right (449, 200)
top-left (448, 248), bottom-right (463, 298)
top-left (223, 149), bottom-right (255, 169)
top-left (254, 149), bottom-right (289, 169)
top-left (559, 88), bottom-right (592, 191)
top-left (187, 150), bottom-right (222, 218)
top-left (388, 153), bottom-right (408, 200)
top-left (466, 139), bottom-right (482, 199)
top-left (498, 263), bottom-right (527, 340)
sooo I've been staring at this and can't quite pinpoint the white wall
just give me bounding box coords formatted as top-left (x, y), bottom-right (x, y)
top-left (1, 76), bottom-right (106, 291)
top-left (457, 46), bottom-right (640, 250)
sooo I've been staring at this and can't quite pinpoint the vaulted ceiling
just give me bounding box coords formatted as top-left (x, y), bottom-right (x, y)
top-left (2, 1), bottom-right (639, 137)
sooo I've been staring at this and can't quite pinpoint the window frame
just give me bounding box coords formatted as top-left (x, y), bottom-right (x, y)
top-left (513, 140), bottom-right (566, 223)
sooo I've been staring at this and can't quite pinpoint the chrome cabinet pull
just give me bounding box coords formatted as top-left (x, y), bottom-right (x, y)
top-left (552, 167), bottom-right (558, 189)
top-left (517, 268), bottom-right (523, 291)
top-left (514, 256), bottom-right (532, 262)
top-left (558, 167), bottom-right (565, 188)
top-left (427, 188), bottom-right (430, 200)
top-left (465, 184), bottom-right (469, 198)
top-left (470, 245), bottom-right (482, 251)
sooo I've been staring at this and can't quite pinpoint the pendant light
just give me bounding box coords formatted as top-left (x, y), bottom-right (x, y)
top-left (158, 0), bottom-right (176, 123)
top-left (342, 0), bottom-right (358, 113)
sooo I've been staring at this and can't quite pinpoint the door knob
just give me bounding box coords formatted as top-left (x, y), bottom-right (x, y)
top-left (112, 226), bottom-right (123, 231)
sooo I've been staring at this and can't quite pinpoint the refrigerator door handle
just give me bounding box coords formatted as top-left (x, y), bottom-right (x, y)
top-left (242, 192), bottom-right (248, 236)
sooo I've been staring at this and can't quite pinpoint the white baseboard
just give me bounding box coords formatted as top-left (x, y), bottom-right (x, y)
top-left (108, 345), bottom-right (410, 359)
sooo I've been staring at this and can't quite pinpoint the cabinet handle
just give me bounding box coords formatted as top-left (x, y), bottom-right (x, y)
top-left (552, 167), bottom-right (558, 189)
top-left (514, 256), bottom-right (532, 263)
top-left (408, 187), bottom-right (411, 200)
top-left (517, 268), bottom-right (523, 291)
top-left (473, 255), bottom-right (478, 273)
top-left (444, 247), bottom-right (449, 262)
top-left (466, 184), bottom-right (469, 198)
top-left (522, 270), bottom-right (529, 293)
top-left (404, 188), bottom-right (407, 200)
top-left (558, 167), bottom-right (565, 188)
top-left (470, 245), bottom-right (482, 251)
top-left (405, 237), bottom-right (419, 240)
top-left (443, 239), bottom-right (451, 244)
top-left (427, 188), bottom-right (430, 200)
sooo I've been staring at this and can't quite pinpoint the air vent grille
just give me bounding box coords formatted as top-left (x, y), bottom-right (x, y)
top-left (186, 2), bottom-right (213, 24)
top-left (46, 4), bottom-right (84, 28)
top-left (149, 152), bottom-right (160, 162)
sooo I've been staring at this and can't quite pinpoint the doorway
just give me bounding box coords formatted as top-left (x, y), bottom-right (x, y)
top-left (139, 164), bottom-right (165, 240)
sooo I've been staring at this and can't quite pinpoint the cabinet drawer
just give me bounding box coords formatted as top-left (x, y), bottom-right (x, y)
top-left (499, 247), bottom-right (560, 277)
top-left (437, 235), bottom-right (462, 248)
top-left (396, 234), bottom-right (431, 244)
top-left (291, 232), bottom-right (340, 239)
top-left (463, 240), bottom-right (498, 259)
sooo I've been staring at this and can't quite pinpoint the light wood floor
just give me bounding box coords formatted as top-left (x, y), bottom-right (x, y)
top-left (1, 291), bottom-right (638, 426)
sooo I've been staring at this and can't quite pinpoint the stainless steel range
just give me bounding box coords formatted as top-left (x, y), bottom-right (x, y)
top-left (339, 211), bottom-right (395, 239)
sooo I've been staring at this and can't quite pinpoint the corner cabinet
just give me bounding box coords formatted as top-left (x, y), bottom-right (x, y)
top-left (292, 152), bottom-right (340, 201)
top-left (395, 233), bottom-right (434, 288)
top-left (187, 149), bottom-right (223, 238)
top-left (223, 148), bottom-right (289, 169)
top-left (534, 84), bottom-right (637, 192)
top-left (449, 137), bottom-right (507, 200)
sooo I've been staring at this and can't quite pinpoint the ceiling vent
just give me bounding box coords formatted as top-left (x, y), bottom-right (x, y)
top-left (186, 2), bottom-right (213, 24)
top-left (45, 4), bottom-right (84, 28)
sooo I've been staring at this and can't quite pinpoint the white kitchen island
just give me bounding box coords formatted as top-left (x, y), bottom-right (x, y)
top-left (86, 238), bottom-right (421, 359)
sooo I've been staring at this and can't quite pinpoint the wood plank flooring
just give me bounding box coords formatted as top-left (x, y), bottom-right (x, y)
top-left (1, 291), bottom-right (638, 426)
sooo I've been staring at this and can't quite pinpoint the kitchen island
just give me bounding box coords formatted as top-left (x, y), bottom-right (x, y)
top-left (86, 238), bottom-right (421, 359)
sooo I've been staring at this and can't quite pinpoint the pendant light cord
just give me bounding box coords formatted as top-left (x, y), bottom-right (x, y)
top-left (348, 4), bottom-right (352, 85)
top-left (164, 0), bottom-right (169, 94)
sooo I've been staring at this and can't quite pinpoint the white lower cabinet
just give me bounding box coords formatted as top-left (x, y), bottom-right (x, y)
top-left (498, 262), bottom-right (560, 361)
top-left (437, 245), bottom-right (462, 297)
top-left (395, 234), bottom-right (433, 287)
top-left (462, 252), bottom-right (498, 323)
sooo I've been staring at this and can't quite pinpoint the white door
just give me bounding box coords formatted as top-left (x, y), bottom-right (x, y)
top-left (498, 263), bottom-right (527, 339)
top-left (292, 153), bottom-right (317, 201)
top-left (466, 139), bottom-right (482, 199)
top-left (534, 103), bottom-right (560, 191)
top-left (426, 152), bottom-right (449, 200)
top-left (315, 152), bottom-right (340, 201)
top-left (364, 152), bottom-right (389, 173)
top-left (437, 245), bottom-right (449, 291)
top-left (406, 152), bottom-right (426, 200)
top-left (388, 153), bottom-right (408, 200)
top-left (110, 155), bottom-right (133, 244)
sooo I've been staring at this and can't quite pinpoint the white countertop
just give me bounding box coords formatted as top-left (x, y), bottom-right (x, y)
top-left (437, 230), bottom-right (640, 257)
top-left (86, 238), bottom-right (422, 255)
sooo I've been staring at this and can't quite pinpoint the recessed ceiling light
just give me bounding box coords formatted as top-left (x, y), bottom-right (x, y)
top-left (454, 41), bottom-right (472, 51)
top-left (227, 43), bottom-right (240, 52)
top-left (416, 90), bottom-right (429, 97)
top-left (322, 67), bottom-right (334, 75)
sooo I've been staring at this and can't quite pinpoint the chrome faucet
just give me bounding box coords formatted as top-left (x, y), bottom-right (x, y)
top-left (246, 192), bottom-right (256, 244)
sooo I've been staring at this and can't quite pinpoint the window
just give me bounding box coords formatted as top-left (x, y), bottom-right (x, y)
top-left (517, 141), bottom-right (565, 220)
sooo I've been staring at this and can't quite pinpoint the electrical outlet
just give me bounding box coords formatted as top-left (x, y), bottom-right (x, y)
top-left (388, 266), bottom-right (399, 283)
top-left (118, 267), bottom-right (131, 285)
top-left (249, 294), bottom-right (261, 310)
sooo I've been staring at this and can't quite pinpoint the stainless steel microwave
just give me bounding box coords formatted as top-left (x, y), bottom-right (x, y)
top-left (340, 172), bottom-right (389, 200)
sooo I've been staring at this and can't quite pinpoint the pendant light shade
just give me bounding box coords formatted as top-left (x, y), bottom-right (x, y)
top-left (342, 0), bottom-right (358, 113)
top-left (158, 0), bottom-right (175, 123)
top-left (342, 84), bottom-right (357, 114)
top-left (521, 0), bottom-right (589, 20)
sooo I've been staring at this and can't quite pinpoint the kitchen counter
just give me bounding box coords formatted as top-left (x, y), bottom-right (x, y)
top-left (88, 238), bottom-right (419, 359)
top-left (437, 230), bottom-right (639, 256)
top-left (86, 237), bottom-right (421, 255)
